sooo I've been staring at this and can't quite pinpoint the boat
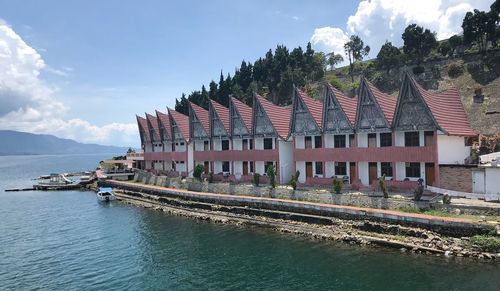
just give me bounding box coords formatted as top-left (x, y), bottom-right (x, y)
top-left (97, 187), bottom-right (116, 202)
top-left (34, 173), bottom-right (79, 190)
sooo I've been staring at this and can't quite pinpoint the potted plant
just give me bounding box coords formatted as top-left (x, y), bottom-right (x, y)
top-left (333, 178), bottom-right (343, 194)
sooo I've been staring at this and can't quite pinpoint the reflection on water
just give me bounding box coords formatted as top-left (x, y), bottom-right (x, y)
top-left (0, 154), bottom-right (499, 290)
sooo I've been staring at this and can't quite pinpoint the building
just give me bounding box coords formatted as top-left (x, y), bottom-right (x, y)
top-left (135, 72), bottom-right (476, 189)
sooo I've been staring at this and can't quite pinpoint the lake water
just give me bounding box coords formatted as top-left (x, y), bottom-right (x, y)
top-left (1, 154), bottom-right (499, 290)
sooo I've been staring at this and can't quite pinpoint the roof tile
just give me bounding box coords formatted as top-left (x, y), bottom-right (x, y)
top-left (210, 100), bottom-right (230, 133)
top-left (256, 95), bottom-right (291, 139)
top-left (230, 97), bottom-right (253, 133)
top-left (168, 108), bottom-right (190, 141)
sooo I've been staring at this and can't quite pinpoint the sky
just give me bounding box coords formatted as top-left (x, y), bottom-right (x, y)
top-left (0, 0), bottom-right (492, 147)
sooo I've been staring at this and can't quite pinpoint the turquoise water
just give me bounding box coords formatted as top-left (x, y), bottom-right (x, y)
top-left (1, 154), bottom-right (499, 290)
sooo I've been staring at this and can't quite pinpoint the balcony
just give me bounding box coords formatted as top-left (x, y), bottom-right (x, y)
top-left (194, 149), bottom-right (279, 161)
top-left (294, 146), bottom-right (436, 162)
top-left (144, 151), bottom-right (187, 161)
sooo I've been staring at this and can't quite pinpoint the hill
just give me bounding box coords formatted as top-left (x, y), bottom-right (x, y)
top-left (0, 130), bottom-right (129, 156)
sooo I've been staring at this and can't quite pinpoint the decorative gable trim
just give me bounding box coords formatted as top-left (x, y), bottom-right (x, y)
top-left (355, 78), bottom-right (391, 132)
top-left (230, 99), bottom-right (249, 137)
top-left (290, 88), bottom-right (321, 136)
top-left (322, 84), bottom-right (354, 134)
top-left (209, 102), bottom-right (229, 138)
top-left (252, 95), bottom-right (277, 137)
top-left (189, 104), bottom-right (209, 140)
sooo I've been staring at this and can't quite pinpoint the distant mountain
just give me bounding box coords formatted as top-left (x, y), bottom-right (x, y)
top-left (0, 130), bottom-right (130, 156)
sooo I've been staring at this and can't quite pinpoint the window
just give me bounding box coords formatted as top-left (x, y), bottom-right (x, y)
top-left (380, 133), bottom-right (392, 147)
top-left (381, 162), bottom-right (393, 177)
top-left (249, 139), bottom-right (253, 150)
top-left (314, 136), bottom-right (322, 148)
top-left (315, 162), bottom-right (323, 175)
top-left (305, 136), bottom-right (312, 149)
top-left (204, 140), bottom-right (209, 151)
top-left (368, 133), bottom-right (377, 148)
top-left (349, 134), bottom-right (355, 147)
top-left (264, 138), bottom-right (273, 150)
top-left (405, 162), bottom-right (421, 178)
top-left (335, 162), bottom-right (347, 176)
top-left (405, 132), bottom-right (420, 147)
top-left (334, 135), bottom-right (346, 148)
top-left (180, 142), bottom-right (185, 146)
top-left (424, 131), bottom-right (434, 146)
top-left (243, 139), bottom-right (248, 150)
top-left (222, 140), bottom-right (229, 151)
top-left (264, 161), bottom-right (274, 173)
top-left (222, 161), bottom-right (230, 172)
top-left (249, 161), bottom-right (254, 173)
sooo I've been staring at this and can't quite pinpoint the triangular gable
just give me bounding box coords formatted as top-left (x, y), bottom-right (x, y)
top-left (355, 78), bottom-right (392, 132)
top-left (210, 100), bottom-right (230, 138)
top-left (136, 115), bottom-right (150, 145)
top-left (291, 88), bottom-right (321, 135)
top-left (393, 73), bottom-right (439, 131)
top-left (156, 110), bottom-right (171, 141)
top-left (323, 84), bottom-right (354, 133)
top-left (230, 97), bottom-right (252, 136)
top-left (168, 108), bottom-right (189, 142)
top-left (146, 113), bottom-right (161, 142)
top-left (253, 95), bottom-right (277, 137)
top-left (189, 103), bottom-right (210, 140)
top-left (254, 95), bottom-right (291, 139)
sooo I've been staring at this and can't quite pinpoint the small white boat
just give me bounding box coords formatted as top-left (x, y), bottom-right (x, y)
top-left (97, 187), bottom-right (116, 202)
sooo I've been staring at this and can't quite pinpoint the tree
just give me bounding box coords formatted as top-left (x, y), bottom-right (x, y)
top-left (344, 35), bottom-right (370, 82)
top-left (462, 9), bottom-right (498, 53)
top-left (402, 24), bottom-right (437, 65)
top-left (438, 41), bottom-right (452, 56)
top-left (376, 41), bottom-right (401, 73)
top-left (326, 52), bottom-right (344, 71)
top-left (448, 34), bottom-right (463, 56)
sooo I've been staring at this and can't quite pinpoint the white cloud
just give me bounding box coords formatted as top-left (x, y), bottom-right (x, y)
top-left (311, 0), bottom-right (492, 58)
top-left (0, 23), bottom-right (136, 146)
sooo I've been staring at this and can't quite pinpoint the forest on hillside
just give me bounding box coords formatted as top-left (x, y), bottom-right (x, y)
top-left (174, 0), bottom-right (500, 115)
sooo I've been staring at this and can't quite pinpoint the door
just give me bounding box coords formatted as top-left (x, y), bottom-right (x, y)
top-left (350, 162), bottom-right (356, 184)
top-left (204, 161), bottom-right (209, 174)
top-left (369, 162), bottom-right (377, 185)
top-left (243, 162), bottom-right (249, 176)
top-left (306, 162), bottom-right (313, 178)
top-left (472, 170), bottom-right (485, 194)
top-left (425, 163), bottom-right (435, 186)
top-left (368, 134), bottom-right (377, 148)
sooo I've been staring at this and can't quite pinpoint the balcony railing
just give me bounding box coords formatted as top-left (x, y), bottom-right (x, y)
top-left (294, 146), bottom-right (436, 162)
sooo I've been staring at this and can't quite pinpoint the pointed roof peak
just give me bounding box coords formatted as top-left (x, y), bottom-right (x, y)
top-left (210, 99), bottom-right (230, 133)
top-left (362, 78), bottom-right (397, 125)
top-left (254, 94), bottom-right (291, 139)
top-left (168, 107), bottom-right (190, 141)
top-left (189, 102), bottom-right (210, 135)
top-left (294, 88), bottom-right (323, 130)
top-left (325, 83), bottom-right (358, 127)
top-left (230, 96), bottom-right (253, 134)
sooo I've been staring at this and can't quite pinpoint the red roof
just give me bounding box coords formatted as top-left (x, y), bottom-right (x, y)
top-left (155, 110), bottom-right (171, 139)
top-left (256, 95), bottom-right (291, 139)
top-left (145, 112), bottom-right (160, 141)
top-left (210, 100), bottom-right (230, 133)
top-left (168, 108), bottom-right (190, 141)
top-left (413, 80), bottom-right (476, 136)
top-left (189, 102), bottom-right (210, 134)
top-left (136, 115), bottom-right (149, 142)
top-left (365, 80), bottom-right (397, 125)
top-left (327, 83), bottom-right (358, 126)
top-left (296, 89), bottom-right (323, 129)
top-left (230, 96), bottom-right (253, 133)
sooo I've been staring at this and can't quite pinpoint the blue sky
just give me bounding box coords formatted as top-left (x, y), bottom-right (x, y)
top-left (0, 0), bottom-right (491, 146)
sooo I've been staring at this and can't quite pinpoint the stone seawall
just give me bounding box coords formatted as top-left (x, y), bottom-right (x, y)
top-left (100, 179), bottom-right (495, 238)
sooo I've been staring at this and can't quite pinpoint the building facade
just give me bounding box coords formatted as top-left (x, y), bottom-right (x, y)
top-left (136, 73), bottom-right (476, 188)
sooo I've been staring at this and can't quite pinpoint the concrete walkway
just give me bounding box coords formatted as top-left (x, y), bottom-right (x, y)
top-left (107, 180), bottom-right (489, 228)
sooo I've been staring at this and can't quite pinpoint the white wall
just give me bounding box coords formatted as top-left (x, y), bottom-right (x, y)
top-left (163, 161), bottom-right (172, 171)
top-left (255, 137), bottom-right (264, 150)
top-left (279, 140), bottom-right (294, 184)
top-left (163, 141), bottom-right (172, 152)
top-left (359, 161), bottom-right (369, 185)
top-left (296, 161), bottom-right (306, 183)
top-left (295, 135), bottom-right (305, 149)
top-left (437, 135), bottom-right (470, 164)
top-left (233, 138), bottom-right (242, 150)
top-left (187, 143), bottom-right (194, 176)
top-left (325, 161), bottom-right (335, 178)
top-left (395, 131), bottom-right (405, 146)
top-left (324, 134), bottom-right (334, 148)
top-left (255, 161), bottom-right (265, 175)
top-left (194, 140), bottom-right (205, 151)
top-left (145, 143), bottom-right (153, 152)
top-left (485, 168), bottom-right (500, 194)
top-left (233, 161), bottom-right (242, 178)
top-left (175, 142), bottom-right (186, 152)
top-left (213, 139), bottom-right (222, 151)
top-left (175, 161), bottom-right (186, 172)
top-left (357, 133), bottom-right (368, 148)
top-left (214, 161), bottom-right (222, 173)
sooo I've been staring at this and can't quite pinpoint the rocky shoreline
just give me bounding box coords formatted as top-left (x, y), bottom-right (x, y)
top-left (104, 186), bottom-right (500, 262)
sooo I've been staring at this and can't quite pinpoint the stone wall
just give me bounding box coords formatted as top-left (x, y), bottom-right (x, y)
top-left (439, 165), bottom-right (474, 193)
top-left (132, 170), bottom-right (427, 211)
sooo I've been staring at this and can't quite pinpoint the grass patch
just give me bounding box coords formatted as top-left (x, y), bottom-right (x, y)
top-left (469, 235), bottom-right (500, 252)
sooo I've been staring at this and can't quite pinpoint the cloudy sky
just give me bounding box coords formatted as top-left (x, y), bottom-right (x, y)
top-left (0, 0), bottom-right (492, 147)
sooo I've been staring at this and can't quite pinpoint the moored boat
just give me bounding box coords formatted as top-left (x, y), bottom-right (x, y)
top-left (97, 187), bottom-right (116, 202)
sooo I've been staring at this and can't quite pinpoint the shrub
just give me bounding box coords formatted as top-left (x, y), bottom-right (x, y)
top-left (193, 164), bottom-right (204, 180)
top-left (412, 66), bottom-right (425, 75)
top-left (253, 173), bottom-right (261, 186)
top-left (325, 74), bottom-right (344, 91)
top-left (333, 178), bottom-right (343, 194)
top-left (447, 63), bottom-right (464, 78)
top-left (378, 175), bottom-right (388, 198)
top-left (266, 165), bottom-right (276, 188)
top-left (469, 235), bottom-right (500, 252)
top-left (289, 170), bottom-right (300, 190)
top-left (208, 172), bottom-right (214, 183)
